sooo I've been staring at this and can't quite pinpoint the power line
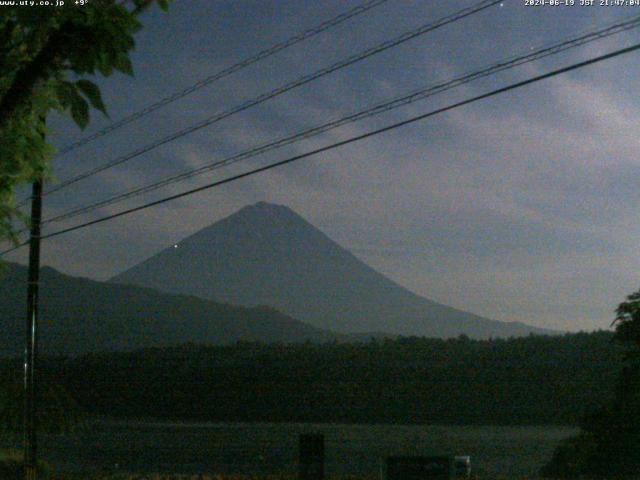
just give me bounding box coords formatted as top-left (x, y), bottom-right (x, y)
top-left (41, 14), bottom-right (640, 226)
top-left (16, 0), bottom-right (389, 208)
top-left (3, 40), bottom-right (639, 256)
top-left (35, 0), bottom-right (502, 200)
top-left (54, 0), bottom-right (390, 157)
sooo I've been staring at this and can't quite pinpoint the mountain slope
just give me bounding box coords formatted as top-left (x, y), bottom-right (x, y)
top-left (0, 262), bottom-right (338, 357)
top-left (112, 202), bottom-right (554, 338)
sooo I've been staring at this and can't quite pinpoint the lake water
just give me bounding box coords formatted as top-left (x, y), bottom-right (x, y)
top-left (2, 421), bottom-right (577, 478)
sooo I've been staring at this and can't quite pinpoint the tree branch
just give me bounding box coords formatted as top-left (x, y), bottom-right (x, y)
top-left (0, 27), bottom-right (67, 132)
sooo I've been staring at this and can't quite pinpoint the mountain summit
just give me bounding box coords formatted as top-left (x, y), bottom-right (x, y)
top-left (111, 202), bottom-right (553, 338)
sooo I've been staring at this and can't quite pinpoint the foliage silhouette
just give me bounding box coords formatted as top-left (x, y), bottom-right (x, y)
top-left (542, 289), bottom-right (640, 478)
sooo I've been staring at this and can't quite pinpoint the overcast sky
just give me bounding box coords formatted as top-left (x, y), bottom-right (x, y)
top-left (5, 0), bottom-right (640, 332)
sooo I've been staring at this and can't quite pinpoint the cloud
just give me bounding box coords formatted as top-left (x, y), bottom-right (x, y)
top-left (10, 1), bottom-right (639, 332)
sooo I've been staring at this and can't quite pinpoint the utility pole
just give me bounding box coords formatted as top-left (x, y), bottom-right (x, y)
top-left (24, 178), bottom-right (42, 480)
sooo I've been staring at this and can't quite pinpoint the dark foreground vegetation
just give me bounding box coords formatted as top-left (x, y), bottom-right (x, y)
top-left (541, 290), bottom-right (640, 478)
top-left (0, 331), bottom-right (620, 427)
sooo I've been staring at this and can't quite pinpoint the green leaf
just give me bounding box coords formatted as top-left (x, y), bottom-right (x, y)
top-left (54, 82), bottom-right (76, 110)
top-left (157, 0), bottom-right (171, 12)
top-left (52, 80), bottom-right (91, 129)
top-left (76, 79), bottom-right (107, 116)
top-left (69, 94), bottom-right (89, 130)
top-left (96, 52), bottom-right (114, 76)
top-left (114, 54), bottom-right (133, 76)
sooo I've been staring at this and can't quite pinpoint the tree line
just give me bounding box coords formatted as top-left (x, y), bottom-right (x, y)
top-left (0, 331), bottom-right (621, 429)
